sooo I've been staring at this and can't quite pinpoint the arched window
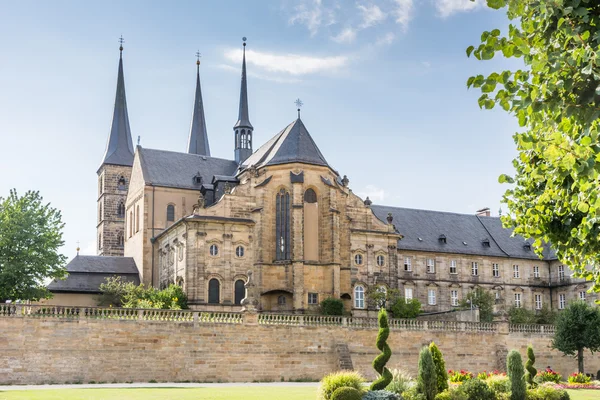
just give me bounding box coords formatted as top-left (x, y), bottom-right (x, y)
top-left (236, 245), bottom-right (245, 258)
top-left (377, 255), bottom-right (385, 267)
top-left (303, 188), bottom-right (318, 260)
top-left (354, 286), bottom-right (365, 308)
top-left (118, 176), bottom-right (126, 190)
top-left (276, 189), bottom-right (291, 260)
top-left (304, 189), bottom-right (317, 203)
top-left (166, 204), bottom-right (175, 222)
top-left (99, 203), bottom-right (102, 222)
top-left (234, 279), bottom-right (246, 305)
top-left (135, 205), bottom-right (140, 233)
top-left (117, 231), bottom-right (124, 247)
top-left (209, 244), bottom-right (219, 256)
top-left (129, 211), bottom-right (133, 237)
top-left (241, 130), bottom-right (246, 148)
top-left (354, 254), bottom-right (363, 265)
top-left (208, 279), bottom-right (220, 304)
top-left (235, 130), bottom-right (240, 148)
top-left (98, 233), bottom-right (102, 250)
top-left (117, 201), bottom-right (125, 217)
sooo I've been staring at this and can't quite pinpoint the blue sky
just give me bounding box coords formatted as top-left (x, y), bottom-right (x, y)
top-left (0, 0), bottom-right (522, 257)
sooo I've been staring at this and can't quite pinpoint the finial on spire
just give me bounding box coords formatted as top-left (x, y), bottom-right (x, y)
top-left (76, 241), bottom-right (80, 256)
top-left (118, 35), bottom-right (124, 53)
top-left (243, 36), bottom-right (247, 47)
top-left (196, 50), bottom-right (201, 67)
top-left (295, 98), bottom-right (303, 118)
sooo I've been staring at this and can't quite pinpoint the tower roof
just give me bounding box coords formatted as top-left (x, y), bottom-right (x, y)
top-left (101, 45), bottom-right (135, 167)
top-left (234, 39), bottom-right (253, 130)
top-left (187, 56), bottom-right (210, 156)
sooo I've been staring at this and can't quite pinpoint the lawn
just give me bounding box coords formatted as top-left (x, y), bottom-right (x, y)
top-left (566, 389), bottom-right (600, 400)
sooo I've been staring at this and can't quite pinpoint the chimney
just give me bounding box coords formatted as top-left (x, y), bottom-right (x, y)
top-left (476, 207), bottom-right (491, 217)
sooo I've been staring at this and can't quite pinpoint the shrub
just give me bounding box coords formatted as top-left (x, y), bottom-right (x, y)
top-left (390, 297), bottom-right (421, 318)
top-left (429, 342), bottom-right (448, 393)
top-left (318, 371), bottom-right (365, 400)
top-left (386, 369), bottom-right (414, 395)
top-left (371, 309), bottom-right (393, 391)
top-left (459, 287), bottom-right (495, 322)
top-left (417, 347), bottom-right (437, 400)
top-left (567, 372), bottom-right (591, 384)
top-left (331, 387), bottom-right (362, 400)
top-left (321, 298), bottom-right (344, 316)
top-left (362, 390), bottom-right (400, 400)
top-left (524, 346), bottom-right (537, 387)
top-left (460, 379), bottom-right (495, 400)
top-left (507, 350), bottom-right (526, 400)
top-left (434, 388), bottom-right (467, 400)
top-left (98, 277), bottom-right (188, 310)
top-left (536, 368), bottom-right (561, 384)
top-left (526, 383), bottom-right (570, 400)
top-left (448, 370), bottom-right (473, 383)
top-left (402, 386), bottom-right (427, 400)
top-left (487, 374), bottom-right (510, 395)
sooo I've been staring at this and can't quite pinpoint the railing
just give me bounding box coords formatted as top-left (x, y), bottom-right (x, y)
top-left (509, 324), bottom-right (555, 335)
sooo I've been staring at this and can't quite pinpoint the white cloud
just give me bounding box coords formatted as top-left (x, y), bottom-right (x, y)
top-left (358, 4), bottom-right (386, 28)
top-left (357, 185), bottom-right (386, 203)
top-left (376, 32), bottom-right (396, 46)
top-left (421, 61), bottom-right (431, 68)
top-left (223, 48), bottom-right (349, 76)
top-left (332, 27), bottom-right (357, 43)
top-left (288, 0), bottom-right (337, 36)
top-left (393, 0), bottom-right (414, 31)
top-left (435, 0), bottom-right (485, 18)
top-left (217, 64), bottom-right (302, 83)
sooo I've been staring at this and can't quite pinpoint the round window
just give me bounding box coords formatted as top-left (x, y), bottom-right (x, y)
top-left (236, 245), bottom-right (245, 257)
top-left (209, 244), bottom-right (219, 256)
top-left (377, 255), bottom-right (385, 267)
top-left (354, 254), bottom-right (363, 265)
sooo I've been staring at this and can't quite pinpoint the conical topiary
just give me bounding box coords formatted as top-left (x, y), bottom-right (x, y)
top-left (370, 308), bottom-right (393, 390)
top-left (524, 345), bottom-right (537, 387)
top-left (507, 349), bottom-right (526, 400)
top-left (429, 342), bottom-right (448, 393)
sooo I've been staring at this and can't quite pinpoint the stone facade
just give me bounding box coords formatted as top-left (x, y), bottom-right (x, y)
top-left (97, 164), bottom-right (131, 257)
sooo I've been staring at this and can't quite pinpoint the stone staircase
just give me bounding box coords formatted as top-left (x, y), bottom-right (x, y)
top-left (336, 342), bottom-right (353, 370)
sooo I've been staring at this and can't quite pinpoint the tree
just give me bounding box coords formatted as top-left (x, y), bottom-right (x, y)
top-left (0, 190), bottom-right (66, 301)
top-left (389, 297), bottom-right (421, 319)
top-left (370, 308), bottom-right (393, 391)
top-left (467, 0), bottom-right (600, 291)
top-left (417, 346), bottom-right (437, 400)
top-left (429, 342), bottom-right (448, 393)
top-left (459, 287), bottom-right (494, 322)
top-left (507, 349), bottom-right (526, 400)
top-left (552, 300), bottom-right (600, 373)
top-left (320, 297), bottom-right (344, 315)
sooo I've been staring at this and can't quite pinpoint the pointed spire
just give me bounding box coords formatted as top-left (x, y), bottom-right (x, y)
top-left (234, 37), bottom-right (253, 130)
top-left (101, 37), bottom-right (134, 167)
top-left (187, 51), bottom-right (210, 156)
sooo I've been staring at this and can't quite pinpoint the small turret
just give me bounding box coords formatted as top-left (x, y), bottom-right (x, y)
top-left (234, 37), bottom-right (253, 164)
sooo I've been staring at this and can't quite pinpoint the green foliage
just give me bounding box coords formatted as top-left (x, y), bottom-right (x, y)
top-left (509, 305), bottom-right (558, 325)
top-left (390, 297), bottom-right (422, 319)
top-left (330, 387), bottom-right (362, 400)
top-left (458, 288), bottom-right (494, 322)
top-left (0, 190), bottom-right (67, 301)
top-left (320, 298), bottom-right (344, 316)
top-left (429, 342), bottom-right (448, 393)
top-left (98, 277), bottom-right (188, 310)
top-left (434, 389), bottom-right (467, 400)
top-left (526, 383), bottom-right (570, 400)
top-left (417, 347), bottom-right (437, 400)
top-left (507, 350), bottom-right (526, 400)
top-left (460, 378), bottom-right (495, 400)
top-left (361, 390), bottom-right (400, 400)
top-left (525, 346), bottom-right (537, 387)
top-left (371, 308), bottom-right (393, 391)
top-left (468, 0), bottom-right (600, 291)
top-left (535, 368), bottom-right (561, 384)
top-left (567, 372), bottom-right (591, 384)
top-left (487, 374), bottom-right (510, 395)
top-left (403, 386), bottom-right (427, 400)
top-left (552, 301), bottom-right (600, 373)
top-left (386, 369), bottom-right (414, 395)
top-left (317, 371), bottom-right (365, 400)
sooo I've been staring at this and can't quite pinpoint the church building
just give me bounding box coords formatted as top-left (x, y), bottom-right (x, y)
top-left (47, 40), bottom-right (594, 315)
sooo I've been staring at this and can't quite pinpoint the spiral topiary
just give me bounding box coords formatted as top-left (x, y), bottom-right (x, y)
top-left (330, 386), bottom-right (363, 400)
top-left (370, 308), bottom-right (393, 391)
top-left (524, 345), bottom-right (537, 388)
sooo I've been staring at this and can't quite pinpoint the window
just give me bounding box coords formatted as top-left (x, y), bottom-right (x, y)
top-left (99, 203), bottom-right (102, 222)
top-left (405, 287), bottom-right (413, 301)
top-left (449, 260), bottom-right (457, 274)
top-left (377, 255), bottom-right (385, 267)
top-left (451, 290), bottom-right (458, 306)
top-left (236, 246), bottom-right (245, 258)
top-left (514, 293), bottom-right (522, 308)
top-left (276, 189), bottom-right (291, 260)
top-left (533, 265), bottom-right (540, 278)
top-left (535, 294), bottom-right (542, 310)
top-left (98, 176), bottom-right (103, 195)
top-left (404, 257), bottom-right (412, 271)
top-left (579, 291), bottom-right (586, 301)
top-left (118, 231), bottom-right (124, 247)
top-left (491, 263), bottom-right (499, 277)
top-left (209, 244), bottom-right (219, 256)
top-left (278, 295), bottom-right (286, 305)
top-left (428, 289), bottom-right (436, 305)
top-left (129, 211), bottom-right (133, 237)
top-left (208, 279), bottom-right (220, 304)
top-left (234, 280), bottom-right (245, 305)
top-left (303, 189), bottom-right (319, 261)
top-left (118, 176), bottom-right (126, 189)
top-left (135, 205), bottom-right (140, 233)
top-left (513, 264), bottom-right (520, 278)
top-left (376, 286), bottom-right (387, 308)
top-left (166, 204), bottom-right (175, 222)
top-left (308, 293), bottom-right (318, 305)
top-left (559, 293), bottom-right (566, 309)
top-left (495, 291), bottom-right (501, 300)
top-left (558, 265), bottom-right (565, 281)
top-left (304, 189), bottom-right (317, 203)
top-left (426, 258), bottom-right (435, 273)
top-left (471, 262), bottom-right (478, 276)
top-left (354, 254), bottom-right (363, 265)
top-left (98, 233), bottom-right (102, 250)
top-left (117, 201), bottom-right (125, 217)
top-left (354, 286), bottom-right (365, 308)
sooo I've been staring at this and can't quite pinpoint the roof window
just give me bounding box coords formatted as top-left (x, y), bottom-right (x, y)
top-left (482, 238), bottom-right (490, 247)
top-left (438, 234), bottom-right (447, 244)
top-left (523, 242), bottom-right (531, 251)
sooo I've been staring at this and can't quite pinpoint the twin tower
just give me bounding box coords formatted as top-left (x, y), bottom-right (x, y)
top-left (96, 39), bottom-right (253, 256)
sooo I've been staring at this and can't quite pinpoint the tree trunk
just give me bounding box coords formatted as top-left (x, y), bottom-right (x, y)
top-left (578, 348), bottom-right (584, 373)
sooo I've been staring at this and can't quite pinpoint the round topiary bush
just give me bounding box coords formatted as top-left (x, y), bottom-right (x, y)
top-left (331, 386), bottom-right (362, 400)
top-left (318, 370), bottom-right (366, 400)
top-left (460, 378), bottom-right (495, 400)
top-left (361, 389), bottom-right (400, 400)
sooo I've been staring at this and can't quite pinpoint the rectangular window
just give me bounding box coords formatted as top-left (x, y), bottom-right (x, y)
top-left (426, 258), bottom-right (435, 274)
top-left (428, 289), bottom-right (436, 305)
top-left (492, 263), bottom-right (499, 278)
top-left (559, 294), bottom-right (566, 309)
top-left (449, 260), bottom-right (457, 274)
top-left (404, 257), bottom-right (412, 272)
top-left (451, 290), bottom-right (458, 306)
top-left (308, 293), bottom-right (318, 305)
top-left (513, 265), bottom-right (520, 278)
top-left (514, 293), bottom-right (522, 308)
top-left (558, 265), bottom-right (565, 281)
top-left (404, 288), bottom-right (413, 301)
top-left (471, 262), bottom-right (478, 276)
top-left (579, 291), bottom-right (586, 301)
top-left (535, 294), bottom-right (542, 310)
top-left (533, 265), bottom-right (540, 278)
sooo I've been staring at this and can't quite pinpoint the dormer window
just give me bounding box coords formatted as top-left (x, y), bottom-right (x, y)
top-left (193, 173), bottom-right (203, 185)
top-left (438, 234), bottom-right (446, 244)
top-left (523, 242), bottom-right (531, 251)
top-left (482, 238), bottom-right (490, 247)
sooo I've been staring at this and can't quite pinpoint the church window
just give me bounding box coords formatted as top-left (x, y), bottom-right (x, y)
top-left (241, 129), bottom-right (246, 148)
top-left (234, 279), bottom-right (246, 305)
top-left (117, 231), bottom-right (124, 247)
top-left (99, 203), bottom-right (102, 222)
top-left (275, 189), bottom-right (291, 260)
top-left (129, 211), bottom-right (133, 238)
top-left (377, 255), bottom-right (385, 267)
top-left (166, 204), bottom-right (175, 222)
top-left (304, 189), bottom-right (317, 203)
top-left (208, 279), bottom-right (220, 304)
top-left (235, 130), bottom-right (240, 148)
top-left (308, 292), bottom-right (318, 305)
top-left (117, 201), bottom-right (125, 217)
top-left (278, 295), bottom-right (286, 305)
top-left (117, 176), bottom-right (126, 190)
top-left (354, 254), bottom-right (363, 266)
top-left (235, 245), bottom-right (245, 258)
top-left (98, 176), bottom-right (103, 195)
top-left (135, 205), bottom-right (140, 233)
top-left (209, 244), bottom-right (219, 256)
top-left (303, 189), bottom-right (318, 261)
top-left (354, 286), bottom-right (365, 308)
top-left (98, 233), bottom-right (102, 250)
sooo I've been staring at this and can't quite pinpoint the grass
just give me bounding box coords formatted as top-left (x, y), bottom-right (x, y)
top-left (567, 389), bottom-right (600, 400)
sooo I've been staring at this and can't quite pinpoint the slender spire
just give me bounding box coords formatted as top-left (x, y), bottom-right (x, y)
top-left (234, 37), bottom-right (253, 130)
top-left (187, 51), bottom-right (210, 156)
top-left (101, 37), bottom-right (134, 167)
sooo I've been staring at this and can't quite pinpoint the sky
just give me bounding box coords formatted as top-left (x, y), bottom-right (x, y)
top-left (0, 0), bottom-right (523, 258)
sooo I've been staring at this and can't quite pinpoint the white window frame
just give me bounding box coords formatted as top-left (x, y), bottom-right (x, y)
top-left (354, 286), bottom-right (365, 309)
top-left (513, 264), bottom-right (520, 279)
top-left (514, 293), bottom-right (522, 308)
top-left (308, 292), bottom-right (318, 305)
top-left (559, 294), bottom-right (566, 309)
top-left (428, 289), bottom-right (436, 305)
top-left (376, 255), bottom-right (385, 267)
top-left (354, 254), bottom-right (363, 266)
top-left (451, 290), bottom-right (458, 306)
top-left (471, 262), bottom-right (478, 276)
top-left (426, 258), bottom-right (435, 274)
top-left (404, 287), bottom-right (413, 301)
top-left (579, 291), bottom-right (586, 301)
top-left (449, 260), bottom-right (457, 274)
top-left (235, 245), bottom-right (245, 258)
top-left (533, 265), bottom-right (540, 278)
top-left (558, 265), bottom-right (565, 280)
top-left (404, 257), bottom-right (412, 272)
top-left (535, 294), bottom-right (542, 310)
top-left (492, 263), bottom-right (499, 278)
top-left (209, 244), bottom-right (219, 257)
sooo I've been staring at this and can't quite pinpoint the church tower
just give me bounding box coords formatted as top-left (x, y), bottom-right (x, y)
top-left (234, 38), bottom-right (253, 164)
top-left (186, 52), bottom-right (210, 155)
top-left (97, 38), bottom-right (134, 256)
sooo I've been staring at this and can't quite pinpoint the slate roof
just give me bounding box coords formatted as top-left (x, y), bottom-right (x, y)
top-left (48, 256), bottom-right (139, 293)
top-left (234, 43), bottom-right (253, 130)
top-left (371, 205), bottom-right (554, 260)
top-left (241, 118), bottom-right (331, 169)
top-left (138, 148), bottom-right (238, 190)
top-left (186, 63), bottom-right (210, 156)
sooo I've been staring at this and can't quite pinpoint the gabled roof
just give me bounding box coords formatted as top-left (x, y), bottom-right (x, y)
top-left (371, 205), bottom-right (553, 260)
top-left (138, 147), bottom-right (238, 190)
top-left (241, 118), bottom-right (331, 169)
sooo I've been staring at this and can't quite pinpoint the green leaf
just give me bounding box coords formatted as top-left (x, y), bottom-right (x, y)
top-left (578, 202), bottom-right (590, 213)
top-left (582, 137), bottom-right (592, 146)
top-left (491, 29), bottom-right (501, 37)
top-left (466, 45), bottom-right (475, 57)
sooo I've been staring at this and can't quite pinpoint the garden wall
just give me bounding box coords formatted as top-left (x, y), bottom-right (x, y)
top-left (0, 306), bottom-right (598, 385)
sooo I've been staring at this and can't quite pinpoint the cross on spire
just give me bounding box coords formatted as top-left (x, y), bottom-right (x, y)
top-left (295, 98), bottom-right (303, 118)
top-left (118, 35), bottom-right (124, 52)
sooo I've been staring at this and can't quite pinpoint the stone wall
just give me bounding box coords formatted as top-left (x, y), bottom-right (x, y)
top-left (0, 307), bottom-right (598, 385)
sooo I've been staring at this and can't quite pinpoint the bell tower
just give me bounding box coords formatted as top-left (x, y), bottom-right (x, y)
top-left (234, 37), bottom-right (253, 164)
